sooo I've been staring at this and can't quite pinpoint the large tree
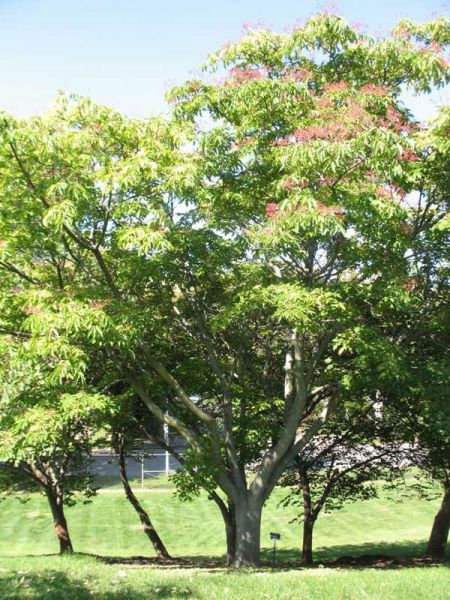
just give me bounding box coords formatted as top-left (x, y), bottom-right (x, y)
top-left (386, 105), bottom-right (450, 559)
top-left (0, 14), bottom-right (449, 566)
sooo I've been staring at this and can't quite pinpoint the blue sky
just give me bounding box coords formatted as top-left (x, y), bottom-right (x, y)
top-left (0, 0), bottom-right (449, 119)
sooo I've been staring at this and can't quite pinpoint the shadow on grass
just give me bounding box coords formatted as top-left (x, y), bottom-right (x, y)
top-left (260, 539), bottom-right (449, 570)
top-left (261, 538), bottom-right (431, 563)
top-left (4, 540), bottom-right (448, 576)
top-left (96, 539), bottom-right (449, 571)
top-left (0, 569), bottom-right (195, 600)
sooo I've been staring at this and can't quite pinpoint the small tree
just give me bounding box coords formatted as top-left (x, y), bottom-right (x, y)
top-left (0, 363), bottom-right (109, 554)
top-left (109, 394), bottom-right (172, 560)
top-left (280, 400), bottom-right (404, 564)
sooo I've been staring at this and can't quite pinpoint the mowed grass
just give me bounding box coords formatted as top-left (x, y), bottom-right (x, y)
top-left (0, 554), bottom-right (449, 600)
top-left (1, 481), bottom-right (449, 599)
top-left (0, 478), bottom-right (444, 561)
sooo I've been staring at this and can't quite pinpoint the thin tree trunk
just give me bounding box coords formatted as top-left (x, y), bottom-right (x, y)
top-left (426, 484), bottom-right (450, 558)
top-left (233, 496), bottom-right (262, 567)
top-left (118, 438), bottom-right (171, 560)
top-left (137, 421), bottom-right (237, 565)
top-left (45, 488), bottom-right (73, 555)
top-left (302, 517), bottom-right (315, 565)
top-left (298, 460), bottom-right (315, 565)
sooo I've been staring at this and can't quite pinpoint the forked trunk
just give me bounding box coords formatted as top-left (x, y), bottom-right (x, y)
top-left (118, 438), bottom-right (171, 560)
top-left (233, 497), bottom-right (262, 567)
top-left (426, 484), bottom-right (450, 559)
top-left (46, 488), bottom-right (73, 555)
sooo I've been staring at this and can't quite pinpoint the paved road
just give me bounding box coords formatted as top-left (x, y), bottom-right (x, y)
top-left (88, 445), bottom-right (184, 485)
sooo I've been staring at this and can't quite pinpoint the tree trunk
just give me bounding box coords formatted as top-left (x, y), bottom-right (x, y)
top-left (426, 484), bottom-right (450, 559)
top-left (118, 438), bottom-right (171, 560)
top-left (211, 492), bottom-right (237, 566)
top-left (302, 517), bottom-right (315, 565)
top-left (233, 497), bottom-right (262, 567)
top-left (45, 488), bottom-right (73, 555)
top-left (298, 460), bottom-right (315, 565)
top-left (224, 501), bottom-right (236, 566)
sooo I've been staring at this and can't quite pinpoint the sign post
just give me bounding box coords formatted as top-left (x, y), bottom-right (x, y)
top-left (270, 532), bottom-right (281, 564)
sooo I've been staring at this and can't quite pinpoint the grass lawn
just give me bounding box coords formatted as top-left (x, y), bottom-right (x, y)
top-left (0, 479), bottom-right (448, 599)
top-left (0, 479), bottom-right (442, 560)
top-left (0, 555), bottom-right (448, 600)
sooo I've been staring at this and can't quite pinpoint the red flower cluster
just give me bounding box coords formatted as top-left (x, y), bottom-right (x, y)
top-left (318, 176), bottom-right (337, 187)
top-left (361, 84), bottom-right (388, 96)
top-left (376, 187), bottom-right (392, 200)
top-left (283, 67), bottom-right (313, 81)
top-left (323, 81), bottom-right (349, 93)
top-left (317, 203), bottom-right (344, 218)
top-left (293, 122), bottom-right (351, 142)
top-left (233, 137), bottom-right (254, 150)
top-left (379, 105), bottom-right (410, 133)
top-left (282, 179), bottom-right (308, 190)
top-left (265, 203), bottom-right (278, 218)
top-left (350, 21), bottom-right (365, 33)
top-left (24, 305), bottom-right (42, 316)
top-left (88, 299), bottom-right (107, 309)
top-left (403, 278), bottom-right (417, 291)
top-left (418, 42), bottom-right (442, 54)
top-left (401, 223), bottom-right (413, 236)
top-left (229, 67), bottom-right (264, 83)
top-left (399, 148), bottom-right (418, 162)
top-left (317, 97), bottom-right (333, 109)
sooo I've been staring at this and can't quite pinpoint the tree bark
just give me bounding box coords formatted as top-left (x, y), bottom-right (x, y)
top-left (233, 496), bottom-right (262, 567)
top-left (117, 438), bottom-right (171, 560)
top-left (426, 484), bottom-right (450, 559)
top-left (45, 488), bottom-right (73, 555)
